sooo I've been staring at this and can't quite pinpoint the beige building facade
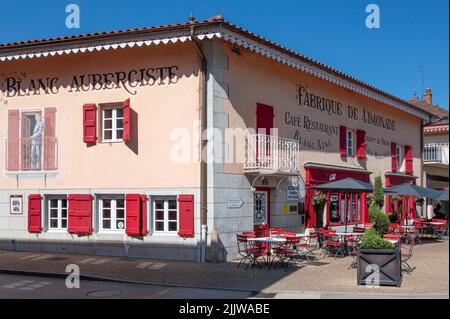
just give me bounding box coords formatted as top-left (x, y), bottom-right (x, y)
top-left (0, 16), bottom-right (435, 261)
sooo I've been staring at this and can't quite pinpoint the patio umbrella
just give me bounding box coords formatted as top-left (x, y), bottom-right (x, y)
top-left (384, 183), bottom-right (443, 224)
top-left (312, 178), bottom-right (374, 192)
top-left (437, 190), bottom-right (449, 202)
top-left (310, 178), bottom-right (374, 233)
top-left (384, 183), bottom-right (443, 200)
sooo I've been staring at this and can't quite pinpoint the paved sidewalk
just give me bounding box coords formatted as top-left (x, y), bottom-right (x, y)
top-left (0, 239), bottom-right (448, 297)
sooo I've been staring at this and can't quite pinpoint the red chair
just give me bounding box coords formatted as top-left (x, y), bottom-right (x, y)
top-left (272, 235), bottom-right (300, 268)
top-left (297, 235), bottom-right (317, 262)
top-left (322, 230), bottom-right (346, 258)
top-left (270, 228), bottom-right (283, 236)
top-left (236, 234), bottom-right (265, 270)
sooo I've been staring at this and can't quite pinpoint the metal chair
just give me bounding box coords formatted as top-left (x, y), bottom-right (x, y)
top-left (272, 235), bottom-right (301, 269)
top-left (236, 234), bottom-right (265, 270)
top-left (400, 236), bottom-right (416, 274)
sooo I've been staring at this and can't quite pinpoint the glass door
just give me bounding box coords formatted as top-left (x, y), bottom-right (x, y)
top-left (254, 191), bottom-right (268, 226)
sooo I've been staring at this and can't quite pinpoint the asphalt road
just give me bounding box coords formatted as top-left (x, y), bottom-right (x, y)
top-left (0, 273), bottom-right (251, 299)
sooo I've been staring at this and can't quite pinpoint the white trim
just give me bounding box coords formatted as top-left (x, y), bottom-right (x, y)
top-left (98, 196), bottom-right (126, 233)
top-left (152, 196), bottom-right (178, 235)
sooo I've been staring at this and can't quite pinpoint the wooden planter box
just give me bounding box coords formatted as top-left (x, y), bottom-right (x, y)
top-left (357, 248), bottom-right (402, 287)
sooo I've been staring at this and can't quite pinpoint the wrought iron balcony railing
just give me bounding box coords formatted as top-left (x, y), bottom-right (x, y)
top-left (244, 134), bottom-right (300, 175)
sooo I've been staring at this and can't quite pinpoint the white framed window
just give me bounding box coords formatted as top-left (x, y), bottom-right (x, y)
top-left (153, 197), bottom-right (178, 234)
top-left (48, 196), bottom-right (68, 230)
top-left (396, 145), bottom-right (403, 171)
top-left (99, 196), bottom-right (125, 232)
top-left (102, 107), bottom-right (123, 142)
top-left (346, 129), bottom-right (355, 157)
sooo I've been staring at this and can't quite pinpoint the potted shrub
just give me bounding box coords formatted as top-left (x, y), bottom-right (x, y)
top-left (357, 199), bottom-right (402, 287)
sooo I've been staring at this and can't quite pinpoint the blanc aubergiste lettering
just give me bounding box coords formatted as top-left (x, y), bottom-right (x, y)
top-left (3, 65), bottom-right (179, 97)
top-left (296, 85), bottom-right (396, 131)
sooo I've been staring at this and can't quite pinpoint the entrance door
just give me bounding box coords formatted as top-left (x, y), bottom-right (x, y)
top-left (254, 190), bottom-right (269, 228)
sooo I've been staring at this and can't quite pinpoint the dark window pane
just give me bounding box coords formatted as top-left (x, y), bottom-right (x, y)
top-left (50, 199), bottom-right (58, 208)
top-left (169, 211), bottom-right (177, 220)
top-left (155, 222), bottom-right (164, 231)
top-left (103, 209), bottom-right (111, 219)
top-left (50, 209), bottom-right (58, 218)
top-left (155, 211), bottom-right (164, 220)
top-left (116, 130), bottom-right (123, 139)
top-left (116, 209), bottom-right (124, 219)
top-left (61, 200), bottom-right (67, 208)
top-left (116, 108), bottom-right (123, 117)
top-left (168, 200), bottom-right (177, 210)
top-left (50, 219), bottom-right (58, 228)
top-left (116, 199), bottom-right (124, 208)
top-left (116, 119), bottom-right (123, 129)
top-left (104, 109), bottom-right (112, 118)
top-left (103, 220), bottom-right (111, 229)
top-left (61, 219), bottom-right (67, 228)
top-left (168, 222), bottom-right (177, 231)
top-left (61, 209), bottom-right (67, 218)
top-left (104, 130), bottom-right (112, 140)
top-left (155, 201), bottom-right (164, 210)
top-left (103, 199), bottom-right (111, 208)
top-left (104, 119), bottom-right (112, 129)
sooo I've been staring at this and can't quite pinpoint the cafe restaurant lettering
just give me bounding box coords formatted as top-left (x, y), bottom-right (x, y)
top-left (0, 16), bottom-right (433, 262)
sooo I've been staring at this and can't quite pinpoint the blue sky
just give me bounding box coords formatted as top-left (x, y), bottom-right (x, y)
top-left (0, 0), bottom-right (448, 108)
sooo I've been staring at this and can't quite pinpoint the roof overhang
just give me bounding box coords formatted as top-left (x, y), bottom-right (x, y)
top-left (304, 162), bottom-right (372, 174)
top-left (0, 19), bottom-right (432, 120)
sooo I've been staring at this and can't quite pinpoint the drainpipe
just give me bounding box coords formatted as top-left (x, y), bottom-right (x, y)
top-left (190, 16), bottom-right (208, 262)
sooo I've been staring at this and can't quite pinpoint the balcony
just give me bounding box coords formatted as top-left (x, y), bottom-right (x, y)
top-left (244, 134), bottom-right (300, 175)
top-left (5, 137), bottom-right (58, 173)
top-left (423, 143), bottom-right (449, 167)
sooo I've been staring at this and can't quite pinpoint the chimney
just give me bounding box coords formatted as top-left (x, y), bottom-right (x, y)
top-left (424, 88), bottom-right (433, 105)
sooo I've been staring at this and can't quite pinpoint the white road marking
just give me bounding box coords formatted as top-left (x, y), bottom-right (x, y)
top-left (149, 263), bottom-right (166, 270)
top-left (2, 280), bottom-right (51, 291)
top-left (136, 262), bottom-right (153, 269)
top-left (19, 254), bottom-right (41, 260)
top-left (91, 258), bottom-right (109, 265)
top-left (32, 254), bottom-right (53, 261)
top-left (79, 258), bottom-right (97, 264)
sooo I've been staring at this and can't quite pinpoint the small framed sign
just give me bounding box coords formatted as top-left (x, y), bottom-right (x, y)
top-left (227, 197), bottom-right (243, 209)
top-left (10, 195), bottom-right (23, 215)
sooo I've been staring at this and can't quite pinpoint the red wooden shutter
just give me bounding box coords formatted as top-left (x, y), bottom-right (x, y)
top-left (68, 194), bottom-right (93, 234)
top-left (125, 194), bottom-right (141, 236)
top-left (391, 142), bottom-right (397, 172)
top-left (178, 195), bottom-right (194, 238)
top-left (339, 126), bottom-right (347, 157)
top-left (28, 194), bottom-right (42, 233)
top-left (141, 195), bottom-right (148, 235)
top-left (122, 98), bottom-right (131, 142)
top-left (405, 145), bottom-right (413, 174)
top-left (256, 103), bottom-right (274, 135)
top-left (7, 110), bottom-right (20, 171)
top-left (83, 104), bottom-right (97, 144)
top-left (43, 107), bottom-right (57, 170)
top-left (356, 130), bottom-right (366, 160)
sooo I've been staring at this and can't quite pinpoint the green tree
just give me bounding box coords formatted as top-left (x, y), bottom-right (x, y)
top-left (372, 175), bottom-right (384, 209)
